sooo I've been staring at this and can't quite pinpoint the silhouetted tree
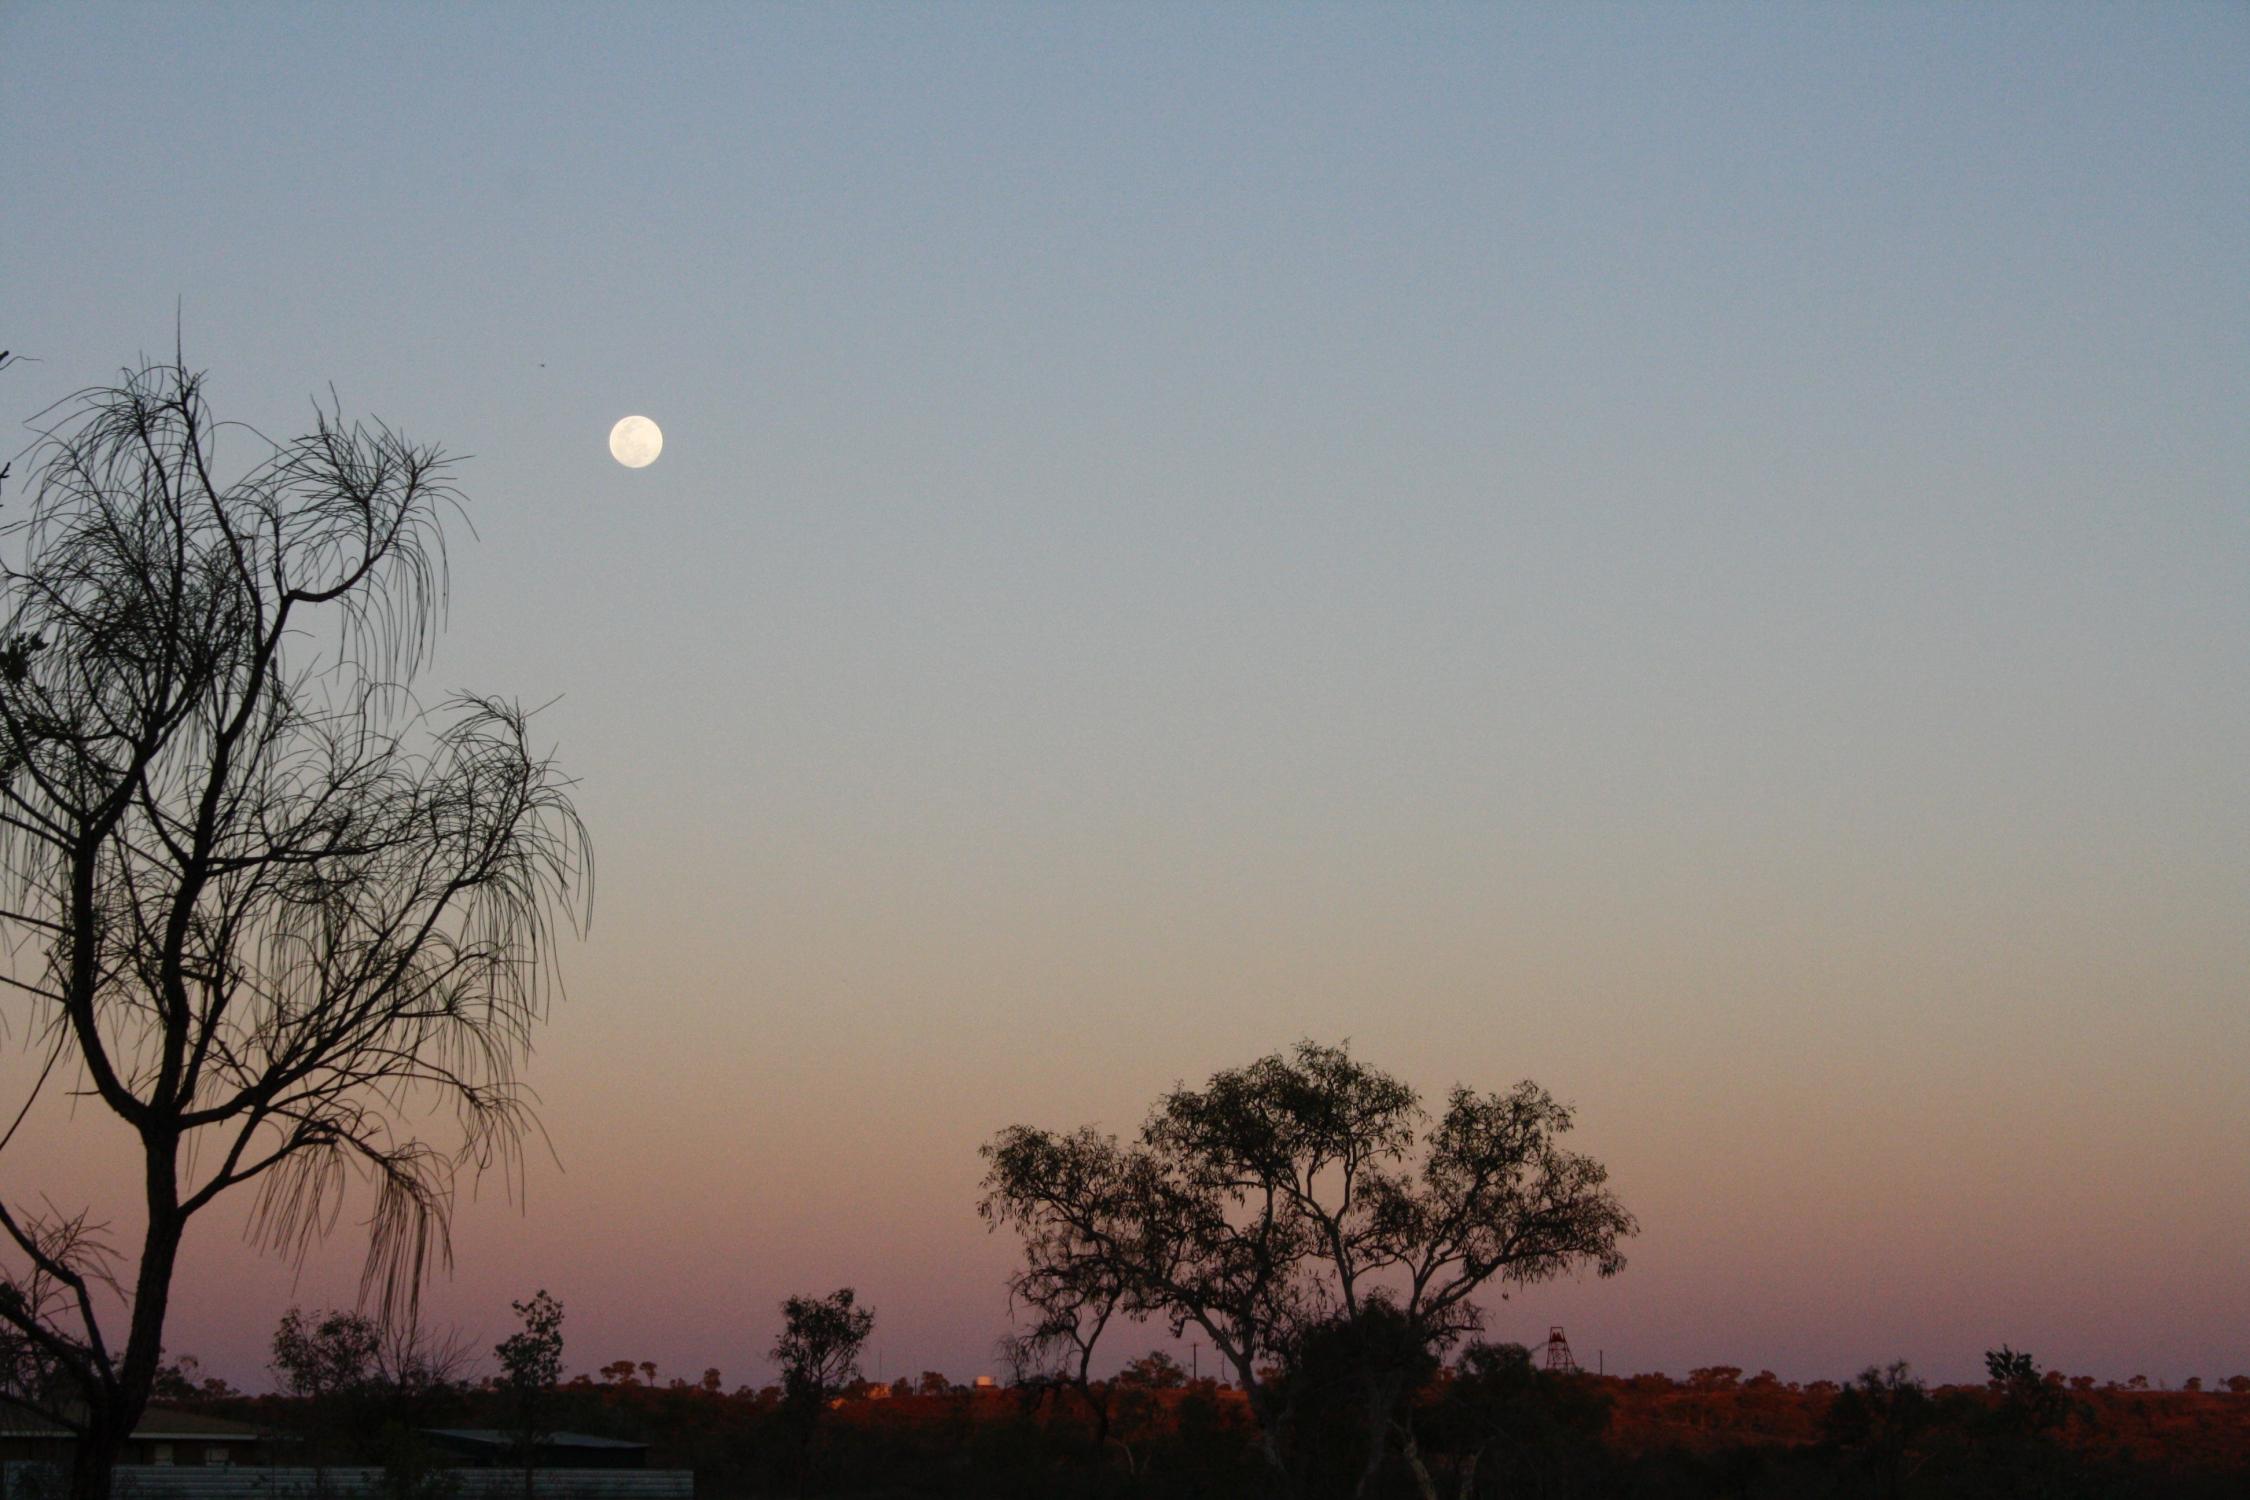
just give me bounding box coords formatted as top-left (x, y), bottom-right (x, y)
top-left (1118, 1351), bottom-right (1186, 1391)
top-left (1281, 1299), bottom-right (1442, 1498)
top-left (1968, 1346), bottom-right (2087, 1497)
top-left (273, 1307), bottom-right (379, 1474)
top-left (0, 1211), bottom-right (102, 1422)
top-left (990, 1126), bottom-right (1133, 1459)
top-left (0, 358), bottom-right (590, 1500)
top-left (1102, 1351), bottom-right (1196, 1479)
top-left (268, 1304), bottom-right (467, 1481)
top-left (369, 1318), bottom-right (473, 1500)
top-left (1984, 1345), bottom-right (2073, 1437)
top-left (148, 1353), bottom-right (236, 1403)
top-left (774, 1290), bottom-right (873, 1410)
top-left (1425, 1341), bottom-right (1611, 1500)
top-left (981, 1040), bottom-right (1635, 1494)
top-left (1823, 1362), bottom-right (1934, 1500)
top-left (771, 1289), bottom-right (872, 1487)
top-left (494, 1290), bottom-right (564, 1500)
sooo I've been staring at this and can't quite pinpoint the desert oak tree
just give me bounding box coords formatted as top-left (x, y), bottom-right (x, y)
top-left (0, 360), bottom-right (590, 1499)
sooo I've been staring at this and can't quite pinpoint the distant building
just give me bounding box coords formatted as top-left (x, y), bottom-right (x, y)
top-left (0, 1413), bottom-right (692, 1500)
top-left (0, 1406), bottom-right (267, 1469)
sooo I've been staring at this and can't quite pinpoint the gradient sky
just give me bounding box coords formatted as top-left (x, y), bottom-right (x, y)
top-left (3, 4), bottom-right (2245, 1391)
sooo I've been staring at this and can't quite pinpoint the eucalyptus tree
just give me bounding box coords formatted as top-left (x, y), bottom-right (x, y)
top-left (987, 1128), bottom-right (1134, 1460)
top-left (981, 1041), bottom-right (1636, 1496)
top-left (0, 359), bottom-right (590, 1500)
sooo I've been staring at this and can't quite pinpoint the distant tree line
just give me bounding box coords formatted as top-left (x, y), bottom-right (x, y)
top-left (148, 1315), bottom-right (2250, 1500)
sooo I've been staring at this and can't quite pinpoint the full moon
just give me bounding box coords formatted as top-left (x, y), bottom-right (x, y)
top-left (608, 415), bottom-right (663, 468)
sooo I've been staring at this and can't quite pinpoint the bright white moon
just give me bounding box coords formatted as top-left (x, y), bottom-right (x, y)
top-left (608, 415), bottom-right (663, 468)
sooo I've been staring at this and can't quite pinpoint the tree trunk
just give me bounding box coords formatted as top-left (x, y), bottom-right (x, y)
top-left (1077, 1380), bottom-right (1112, 1462)
top-left (67, 1411), bottom-right (120, 1500)
top-left (1246, 1388), bottom-right (1293, 1491)
top-left (1453, 1448), bottom-right (1480, 1500)
top-left (1397, 1423), bottom-right (1440, 1500)
top-left (1354, 1374), bottom-right (1396, 1499)
top-left (71, 1145), bottom-right (186, 1500)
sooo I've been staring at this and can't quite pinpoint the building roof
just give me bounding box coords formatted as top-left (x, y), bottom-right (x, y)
top-left (0, 1405), bottom-right (262, 1440)
top-left (423, 1430), bottom-right (647, 1452)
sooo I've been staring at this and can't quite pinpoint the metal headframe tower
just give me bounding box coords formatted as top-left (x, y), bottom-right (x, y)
top-left (1543, 1326), bottom-right (1578, 1372)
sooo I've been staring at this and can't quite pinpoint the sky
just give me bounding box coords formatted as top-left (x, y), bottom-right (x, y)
top-left (2, 3), bottom-right (2245, 1391)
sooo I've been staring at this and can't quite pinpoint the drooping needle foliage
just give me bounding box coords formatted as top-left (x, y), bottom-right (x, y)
top-left (0, 359), bottom-right (590, 1499)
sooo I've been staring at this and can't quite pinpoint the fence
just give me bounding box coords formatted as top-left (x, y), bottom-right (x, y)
top-left (5, 1466), bottom-right (692, 1500)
